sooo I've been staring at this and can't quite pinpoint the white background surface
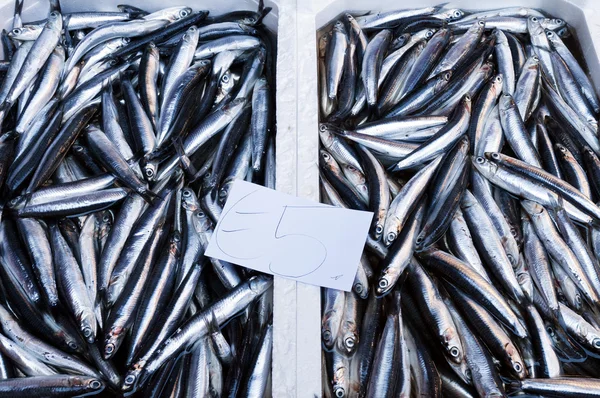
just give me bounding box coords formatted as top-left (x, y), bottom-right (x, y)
top-left (2, 0), bottom-right (600, 396)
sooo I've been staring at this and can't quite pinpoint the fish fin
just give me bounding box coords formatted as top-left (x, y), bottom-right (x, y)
top-left (257, 7), bottom-right (272, 25)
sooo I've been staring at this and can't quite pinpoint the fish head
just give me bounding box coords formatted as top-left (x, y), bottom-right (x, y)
top-left (383, 224), bottom-right (398, 247)
top-left (421, 28), bottom-right (437, 40)
top-left (333, 385), bottom-right (346, 398)
top-left (556, 27), bottom-right (571, 38)
top-left (442, 327), bottom-right (463, 364)
top-left (248, 274), bottom-right (273, 296)
top-left (318, 123), bottom-right (340, 148)
top-left (353, 280), bottom-right (368, 299)
top-left (143, 161), bottom-right (157, 182)
top-left (491, 74), bottom-right (504, 93)
top-left (333, 20), bottom-right (346, 34)
top-left (376, 272), bottom-right (395, 297)
top-left (79, 310), bottom-right (97, 344)
top-left (321, 323), bottom-right (336, 348)
top-left (510, 356), bottom-right (526, 379)
top-left (545, 29), bottom-right (560, 44)
top-left (319, 149), bottom-right (338, 170)
top-left (434, 70), bottom-right (453, 91)
top-left (472, 155), bottom-right (498, 177)
top-left (527, 16), bottom-right (545, 36)
top-left (526, 55), bottom-right (541, 70)
top-left (86, 378), bottom-right (104, 392)
top-left (46, 11), bottom-right (63, 32)
top-left (340, 331), bottom-right (358, 355)
top-left (499, 93), bottom-right (516, 112)
top-left (554, 143), bottom-right (572, 161)
top-left (448, 9), bottom-right (465, 21)
top-left (545, 18), bottom-right (566, 31)
top-left (181, 188), bottom-right (200, 212)
top-left (342, 164), bottom-right (365, 184)
top-left (6, 195), bottom-right (26, 210)
top-left (192, 210), bottom-right (213, 234)
top-left (8, 25), bottom-right (40, 40)
top-left (182, 25), bottom-right (199, 42)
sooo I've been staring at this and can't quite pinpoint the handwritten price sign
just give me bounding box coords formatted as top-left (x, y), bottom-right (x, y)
top-left (205, 180), bottom-right (373, 291)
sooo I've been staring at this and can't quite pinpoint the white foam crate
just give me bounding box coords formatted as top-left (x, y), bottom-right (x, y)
top-left (0, 1), bottom-right (324, 397)
top-left (292, 0), bottom-right (600, 396)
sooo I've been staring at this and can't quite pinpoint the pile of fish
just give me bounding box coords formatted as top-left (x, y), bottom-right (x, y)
top-left (319, 5), bottom-right (600, 398)
top-left (0, 0), bottom-right (275, 396)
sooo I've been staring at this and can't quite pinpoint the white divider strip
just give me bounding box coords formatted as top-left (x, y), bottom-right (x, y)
top-left (274, 0), bottom-right (322, 396)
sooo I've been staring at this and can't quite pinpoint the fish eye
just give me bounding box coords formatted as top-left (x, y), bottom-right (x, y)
top-left (89, 380), bottom-right (102, 389)
top-left (546, 326), bottom-right (555, 336)
top-left (50, 11), bottom-right (59, 18)
top-left (354, 284), bottom-right (363, 293)
top-left (334, 387), bottom-right (345, 398)
top-left (222, 75), bottom-right (229, 83)
top-left (427, 31), bottom-right (434, 38)
top-left (68, 341), bottom-right (78, 350)
top-left (319, 124), bottom-right (327, 132)
top-left (11, 28), bottom-right (21, 35)
top-left (454, 10), bottom-right (462, 18)
top-left (576, 295), bottom-right (582, 305)
top-left (82, 327), bottom-right (92, 337)
top-left (180, 9), bottom-right (189, 17)
top-left (464, 94), bottom-right (471, 101)
top-left (345, 337), bottom-right (355, 348)
top-left (475, 157), bottom-right (485, 164)
top-left (378, 279), bottom-right (388, 289)
top-left (546, 30), bottom-right (554, 37)
top-left (556, 19), bottom-right (563, 25)
top-left (491, 153), bottom-right (500, 160)
top-left (197, 211), bottom-right (205, 218)
top-left (594, 339), bottom-right (600, 349)
top-left (322, 152), bottom-right (330, 160)
top-left (531, 17), bottom-right (538, 22)
top-left (387, 232), bottom-right (396, 243)
top-left (105, 343), bottom-right (114, 354)
top-left (124, 375), bottom-right (136, 385)
top-left (478, 20), bottom-right (485, 26)
top-left (375, 225), bottom-right (384, 234)
top-left (513, 362), bottom-right (523, 372)
top-left (444, 72), bottom-right (452, 80)
top-left (450, 347), bottom-right (460, 357)
top-left (322, 330), bottom-right (331, 341)
top-left (182, 189), bottom-right (192, 197)
top-left (415, 234), bottom-right (424, 244)
top-left (145, 168), bottom-right (154, 178)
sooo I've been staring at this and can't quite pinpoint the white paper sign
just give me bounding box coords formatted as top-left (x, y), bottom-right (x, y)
top-left (205, 180), bottom-right (373, 291)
